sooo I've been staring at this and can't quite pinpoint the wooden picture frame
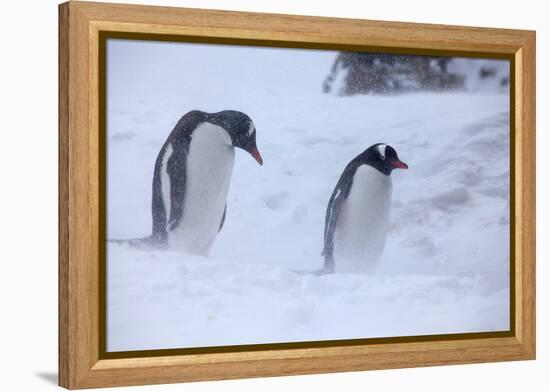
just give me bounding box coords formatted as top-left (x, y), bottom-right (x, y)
top-left (59, 1), bottom-right (536, 389)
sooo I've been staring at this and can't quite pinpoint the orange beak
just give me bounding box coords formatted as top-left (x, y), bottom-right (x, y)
top-left (392, 160), bottom-right (408, 169)
top-left (250, 146), bottom-right (263, 166)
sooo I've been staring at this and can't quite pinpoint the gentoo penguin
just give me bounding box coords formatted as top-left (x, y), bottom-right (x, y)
top-left (320, 143), bottom-right (407, 274)
top-left (112, 110), bottom-right (262, 256)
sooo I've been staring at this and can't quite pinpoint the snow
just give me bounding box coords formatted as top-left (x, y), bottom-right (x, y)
top-left (106, 39), bottom-right (510, 352)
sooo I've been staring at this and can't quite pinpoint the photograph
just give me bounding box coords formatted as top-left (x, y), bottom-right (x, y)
top-left (105, 38), bottom-right (511, 353)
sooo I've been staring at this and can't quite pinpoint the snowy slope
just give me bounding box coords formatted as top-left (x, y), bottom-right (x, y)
top-left (106, 40), bottom-right (510, 352)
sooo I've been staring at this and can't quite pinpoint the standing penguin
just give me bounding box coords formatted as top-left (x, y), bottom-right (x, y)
top-left (112, 110), bottom-right (262, 256)
top-left (320, 143), bottom-right (407, 274)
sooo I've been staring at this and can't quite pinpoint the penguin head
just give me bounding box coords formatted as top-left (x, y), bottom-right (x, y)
top-left (364, 143), bottom-right (408, 175)
top-left (210, 110), bottom-right (263, 165)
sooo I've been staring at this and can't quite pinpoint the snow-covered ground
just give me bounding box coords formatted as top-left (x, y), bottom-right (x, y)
top-left (106, 40), bottom-right (510, 352)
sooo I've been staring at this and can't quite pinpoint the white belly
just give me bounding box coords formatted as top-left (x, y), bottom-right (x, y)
top-left (168, 122), bottom-right (235, 256)
top-left (334, 165), bottom-right (392, 272)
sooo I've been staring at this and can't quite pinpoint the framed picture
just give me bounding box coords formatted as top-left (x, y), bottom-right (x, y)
top-left (59, 1), bottom-right (536, 389)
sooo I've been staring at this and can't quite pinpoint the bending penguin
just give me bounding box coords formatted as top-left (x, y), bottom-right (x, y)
top-left (111, 110), bottom-right (263, 256)
top-left (320, 143), bottom-right (407, 274)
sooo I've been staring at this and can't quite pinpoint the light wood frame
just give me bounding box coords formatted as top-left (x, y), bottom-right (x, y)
top-left (59, 1), bottom-right (536, 389)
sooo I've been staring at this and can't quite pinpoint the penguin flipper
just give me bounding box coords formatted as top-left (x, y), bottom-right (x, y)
top-left (322, 167), bottom-right (355, 271)
top-left (164, 141), bottom-right (188, 232)
top-left (322, 189), bottom-right (344, 271)
top-left (218, 204), bottom-right (227, 232)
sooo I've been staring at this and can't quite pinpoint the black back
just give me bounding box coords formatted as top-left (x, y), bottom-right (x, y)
top-left (321, 158), bottom-right (362, 271)
top-left (150, 111), bottom-right (205, 242)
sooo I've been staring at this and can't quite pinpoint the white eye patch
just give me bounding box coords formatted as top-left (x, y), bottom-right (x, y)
top-left (376, 144), bottom-right (387, 159)
top-left (247, 122), bottom-right (255, 136)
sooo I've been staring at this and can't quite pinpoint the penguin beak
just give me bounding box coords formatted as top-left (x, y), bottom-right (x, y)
top-left (392, 160), bottom-right (408, 169)
top-left (250, 146), bottom-right (263, 166)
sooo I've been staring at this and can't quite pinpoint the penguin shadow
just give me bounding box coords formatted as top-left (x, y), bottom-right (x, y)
top-left (35, 372), bottom-right (57, 385)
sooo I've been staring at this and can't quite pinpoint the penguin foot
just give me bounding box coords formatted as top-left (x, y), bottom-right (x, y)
top-left (313, 265), bottom-right (335, 276)
top-left (291, 266), bottom-right (334, 276)
top-left (107, 236), bottom-right (168, 250)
